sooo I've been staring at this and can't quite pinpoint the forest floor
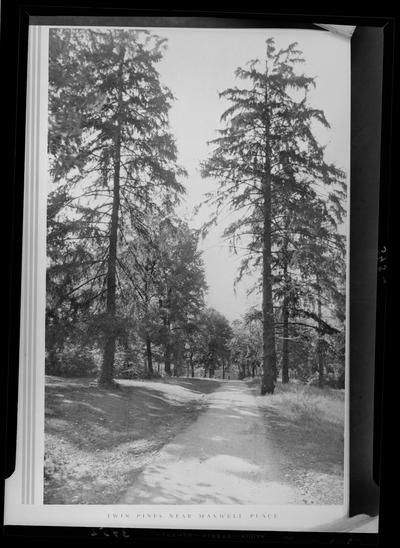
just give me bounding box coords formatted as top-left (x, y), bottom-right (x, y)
top-left (45, 375), bottom-right (344, 505)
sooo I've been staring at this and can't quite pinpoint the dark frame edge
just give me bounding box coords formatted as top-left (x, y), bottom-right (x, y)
top-left (3, 4), bottom-right (395, 544)
top-left (3, 4), bottom-right (30, 482)
top-left (372, 17), bottom-right (395, 487)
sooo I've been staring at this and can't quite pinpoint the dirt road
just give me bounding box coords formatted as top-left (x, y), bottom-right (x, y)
top-left (120, 380), bottom-right (301, 504)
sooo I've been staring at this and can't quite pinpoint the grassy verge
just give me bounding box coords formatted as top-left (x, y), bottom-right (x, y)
top-left (247, 378), bottom-right (345, 505)
top-left (44, 376), bottom-right (221, 504)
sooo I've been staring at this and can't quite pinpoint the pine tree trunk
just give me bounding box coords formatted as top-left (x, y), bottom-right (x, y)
top-left (164, 341), bottom-right (171, 376)
top-left (146, 337), bottom-right (153, 377)
top-left (304, 346), bottom-right (309, 379)
top-left (261, 76), bottom-right (276, 395)
top-left (163, 287), bottom-right (172, 376)
top-left (46, 345), bottom-right (58, 375)
top-left (282, 300), bottom-right (290, 383)
top-left (281, 220), bottom-right (290, 384)
top-left (317, 293), bottom-right (324, 387)
top-left (318, 343), bottom-right (324, 387)
top-left (144, 253), bottom-right (153, 378)
top-left (190, 352), bottom-right (194, 377)
top-left (99, 117), bottom-right (121, 388)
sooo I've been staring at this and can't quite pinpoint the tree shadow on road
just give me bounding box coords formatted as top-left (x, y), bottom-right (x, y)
top-left (44, 376), bottom-right (222, 504)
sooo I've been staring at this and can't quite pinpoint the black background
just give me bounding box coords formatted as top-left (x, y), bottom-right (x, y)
top-left (1, 3), bottom-right (396, 546)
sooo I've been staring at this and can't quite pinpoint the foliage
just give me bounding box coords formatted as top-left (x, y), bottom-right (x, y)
top-left (201, 38), bottom-right (346, 390)
top-left (47, 29), bottom-right (186, 381)
top-left (46, 32), bottom-right (346, 390)
top-left (195, 308), bottom-right (233, 378)
top-left (230, 315), bottom-right (262, 379)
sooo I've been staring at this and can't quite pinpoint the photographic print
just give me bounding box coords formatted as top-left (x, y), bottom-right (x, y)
top-left (5, 21), bottom-right (352, 531)
top-left (44, 24), bottom-right (348, 507)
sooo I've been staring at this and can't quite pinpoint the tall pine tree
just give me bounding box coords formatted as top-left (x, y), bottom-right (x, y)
top-left (201, 39), bottom-right (346, 394)
top-left (48, 28), bottom-right (185, 386)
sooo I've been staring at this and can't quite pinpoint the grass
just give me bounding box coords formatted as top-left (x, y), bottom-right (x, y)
top-left (44, 375), bottom-right (222, 504)
top-left (247, 378), bottom-right (345, 505)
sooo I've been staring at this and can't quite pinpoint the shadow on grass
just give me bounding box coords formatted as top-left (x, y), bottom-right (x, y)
top-left (44, 376), bottom-right (226, 503)
top-left (246, 379), bottom-right (345, 504)
top-left (45, 376), bottom-right (223, 452)
top-left (168, 377), bottom-right (224, 394)
top-left (260, 406), bottom-right (344, 477)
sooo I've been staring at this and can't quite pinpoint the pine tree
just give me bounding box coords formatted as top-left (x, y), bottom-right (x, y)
top-left (48, 28), bottom-right (185, 386)
top-left (201, 38), bottom-right (346, 394)
top-left (273, 175), bottom-right (346, 383)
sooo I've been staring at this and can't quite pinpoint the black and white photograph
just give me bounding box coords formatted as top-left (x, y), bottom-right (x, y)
top-left (42, 24), bottom-right (349, 511)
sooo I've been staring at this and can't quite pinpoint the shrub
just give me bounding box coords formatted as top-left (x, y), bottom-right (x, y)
top-left (45, 345), bottom-right (99, 377)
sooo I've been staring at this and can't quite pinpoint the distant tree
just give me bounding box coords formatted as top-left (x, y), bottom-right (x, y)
top-left (196, 309), bottom-right (233, 378)
top-left (183, 323), bottom-right (203, 377)
top-left (164, 223), bottom-right (207, 377)
top-left (111, 216), bottom-right (207, 378)
top-left (230, 314), bottom-right (262, 379)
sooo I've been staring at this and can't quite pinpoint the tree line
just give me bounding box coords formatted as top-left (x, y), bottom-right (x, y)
top-left (46, 29), bottom-right (346, 392)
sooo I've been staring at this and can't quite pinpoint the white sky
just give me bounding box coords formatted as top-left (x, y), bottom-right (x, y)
top-left (151, 27), bottom-right (350, 322)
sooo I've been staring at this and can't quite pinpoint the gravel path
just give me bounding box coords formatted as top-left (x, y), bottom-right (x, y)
top-left (120, 380), bottom-right (301, 504)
